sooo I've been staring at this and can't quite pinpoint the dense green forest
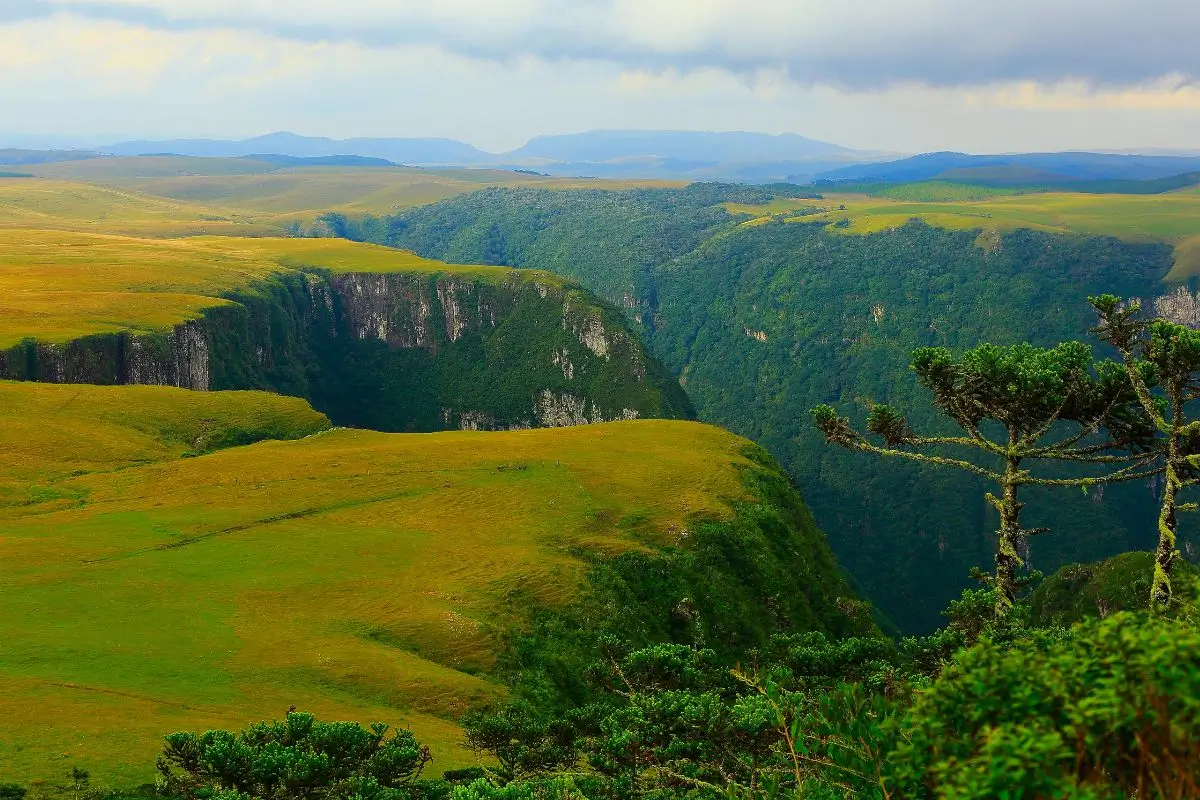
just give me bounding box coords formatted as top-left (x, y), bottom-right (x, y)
top-left (338, 185), bottom-right (1189, 632)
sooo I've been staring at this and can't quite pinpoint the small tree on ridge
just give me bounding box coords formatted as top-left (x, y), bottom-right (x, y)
top-left (812, 341), bottom-right (1158, 616)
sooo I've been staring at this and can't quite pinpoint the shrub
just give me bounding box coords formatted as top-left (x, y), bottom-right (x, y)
top-left (156, 711), bottom-right (432, 800)
top-left (891, 613), bottom-right (1200, 798)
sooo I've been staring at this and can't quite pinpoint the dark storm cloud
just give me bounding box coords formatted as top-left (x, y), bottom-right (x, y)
top-left (14, 0), bottom-right (1200, 88)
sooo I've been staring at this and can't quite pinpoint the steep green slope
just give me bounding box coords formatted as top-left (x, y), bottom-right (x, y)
top-left (0, 382), bottom-right (861, 785)
top-left (0, 231), bottom-right (690, 431)
top-left (375, 187), bottom-right (1186, 632)
top-left (1030, 551), bottom-right (1200, 627)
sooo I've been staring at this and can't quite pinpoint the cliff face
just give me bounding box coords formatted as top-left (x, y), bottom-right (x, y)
top-left (1155, 285), bottom-right (1200, 328)
top-left (0, 269), bottom-right (693, 432)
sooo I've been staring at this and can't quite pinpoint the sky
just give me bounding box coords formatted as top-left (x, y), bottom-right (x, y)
top-left (4, 0), bottom-right (1200, 154)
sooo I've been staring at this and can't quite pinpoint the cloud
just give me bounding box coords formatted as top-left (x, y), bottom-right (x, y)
top-left (4, 5), bottom-right (1200, 155)
top-left (14, 0), bottom-right (1200, 89)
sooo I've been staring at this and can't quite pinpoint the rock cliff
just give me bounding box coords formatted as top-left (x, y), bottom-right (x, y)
top-left (0, 268), bottom-right (692, 432)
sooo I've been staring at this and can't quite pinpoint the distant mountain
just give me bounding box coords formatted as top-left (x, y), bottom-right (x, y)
top-left (0, 148), bottom-right (102, 166)
top-left (506, 130), bottom-right (852, 163)
top-left (506, 156), bottom-right (869, 183)
top-left (89, 129), bottom-right (869, 180)
top-left (242, 154), bottom-right (398, 168)
top-left (817, 151), bottom-right (1200, 183)
top-left (97, 132), bottom-right (490, 165)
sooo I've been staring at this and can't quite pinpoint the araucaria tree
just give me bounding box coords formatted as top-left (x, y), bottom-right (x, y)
top-left (812, 342), bottom-right (1157, 616)
top-left (1091, 295), bottom-right (1200, 611)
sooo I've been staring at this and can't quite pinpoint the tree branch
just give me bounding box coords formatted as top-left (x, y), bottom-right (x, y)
top-left (849, 441), bottom-right (1003, 482)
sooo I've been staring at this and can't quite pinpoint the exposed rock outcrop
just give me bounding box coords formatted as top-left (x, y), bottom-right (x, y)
top-left (1155, 285), bottom-right (1200, 328)
top-left (0, 268), bottom-right (692, 432)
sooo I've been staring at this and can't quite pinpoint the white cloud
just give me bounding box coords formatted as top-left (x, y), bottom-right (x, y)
top-left (4, 4), bottom-right (1200, 153)
top-left (21, 0), bottom-right (1200, 87)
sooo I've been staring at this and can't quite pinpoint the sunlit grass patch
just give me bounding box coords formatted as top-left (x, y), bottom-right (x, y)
top-left (0, 403), bottom-right (756, 786)
top-left (0, 230), bottom-right (559, 347)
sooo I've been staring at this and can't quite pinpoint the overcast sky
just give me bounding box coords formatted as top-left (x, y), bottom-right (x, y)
top-left (4, 0), bottom-right (1200, 153)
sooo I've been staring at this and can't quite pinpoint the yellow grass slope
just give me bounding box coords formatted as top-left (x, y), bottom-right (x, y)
top-left (727, 189), bottom-right (1200, 278)
top-left (0, 179), bottom-right (280, 238)
top-left (0, 381), bottom-right (329, 509)
top-left (0, 379), bottom-right (755, 785)
top-left (18, 157), bottom-right (681, 221)
top-left (0, 230), bottom-right (560, 348)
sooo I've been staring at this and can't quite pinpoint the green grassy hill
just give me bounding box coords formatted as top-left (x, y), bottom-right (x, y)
top-left (0, 381), bottom-right (858, 786)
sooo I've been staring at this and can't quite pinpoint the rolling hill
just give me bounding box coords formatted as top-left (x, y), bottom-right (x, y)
top-left (97, 133), bottom-right (491, 165)
top-left (75, 130), bottom-right (873, 181)
top-left (13, 160), bottom-right (681, 223)
top-left (0, 381), bottom-right (857, 786)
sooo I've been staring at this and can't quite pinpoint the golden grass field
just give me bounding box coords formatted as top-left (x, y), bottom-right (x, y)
top-left (0, 379), bottom-right (753, 785)
top-left (726, 188), bottom-right (1200, 278)
top-left (17, 157), bottom-right (681, 223)
top-left (0, 230), bottom-right (566, 348)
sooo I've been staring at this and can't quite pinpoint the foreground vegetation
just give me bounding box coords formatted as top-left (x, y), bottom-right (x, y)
top-left (10, 566), bottom-right (1194, 800)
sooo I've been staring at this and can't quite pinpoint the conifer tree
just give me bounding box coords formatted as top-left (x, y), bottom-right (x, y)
top-left (812, 341), bottom-right (1157, 616)
top-left (1091, 295), bottom-right (1200, 611)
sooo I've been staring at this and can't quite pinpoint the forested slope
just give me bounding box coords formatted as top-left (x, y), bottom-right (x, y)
top-left (368, 186), bottom-right (1187, 631)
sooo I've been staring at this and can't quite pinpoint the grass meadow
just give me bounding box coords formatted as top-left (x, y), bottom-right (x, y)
top-left (19, 157), bottom-right (680, 222)
top-left (0, 380), bottom-right (753, 785)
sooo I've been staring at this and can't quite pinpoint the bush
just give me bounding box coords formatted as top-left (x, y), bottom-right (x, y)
top-left (156, 711), bottom-right (432, 800)
top-left (891, 613), bottom-right (1200, 798)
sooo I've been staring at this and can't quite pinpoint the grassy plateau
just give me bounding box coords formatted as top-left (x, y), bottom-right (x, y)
top-left (16, 157), bottom-right (680, 226)
top-left (726, 186), bottom-right (1200, 278)
top-left (0, 230), bottom-right (566, 348)
top-left (0, 379), bottom-right (755, 785)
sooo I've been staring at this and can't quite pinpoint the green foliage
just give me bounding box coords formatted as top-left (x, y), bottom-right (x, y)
top-left (460, 704), bottom-right (582, 783)
top-left (155, 712), bottom-right (433, 800)
top-left (456, 589), bottom-right (1200, 799)
top-left (893, 613), bottom-right (1200, 798)
top-left (1092, 295), bottom-right (1200, 609)
top-left (815, 340), bottom-right (1157, 615)
top-left (0, 785), bottom-right (27, 800)
top-left (462, 637), bottom-right (905, 799)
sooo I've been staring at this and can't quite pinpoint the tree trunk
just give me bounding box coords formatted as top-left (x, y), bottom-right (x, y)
top-left (994, 448), bottom-right (1023, 617)
top-left (1151, 398), bottom-right (1183, 612)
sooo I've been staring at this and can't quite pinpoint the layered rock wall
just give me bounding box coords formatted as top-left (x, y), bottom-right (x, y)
top-left (0, 269), bottom-right (690, 431)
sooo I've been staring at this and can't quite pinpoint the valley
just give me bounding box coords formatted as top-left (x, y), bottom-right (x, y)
top-left (371, 181), bottom-right (1192, 631)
